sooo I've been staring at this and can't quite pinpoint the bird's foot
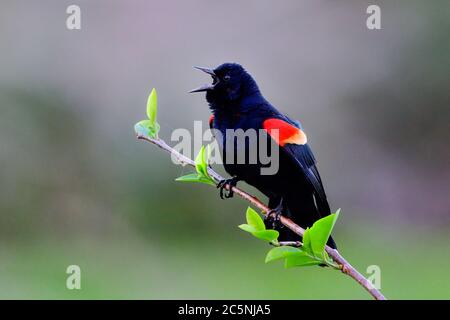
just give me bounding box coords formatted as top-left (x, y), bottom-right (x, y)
top-left (217, 177), bottom-right (239, 199)
top-left (265, 198), bottom-right (284, 229)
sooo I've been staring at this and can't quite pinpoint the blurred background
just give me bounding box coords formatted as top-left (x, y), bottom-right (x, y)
top-left (0, 0), bottom-right (449, 299)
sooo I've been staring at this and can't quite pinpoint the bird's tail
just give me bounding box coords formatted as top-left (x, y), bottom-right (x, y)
top-left (266, 194), bottom-right (337, 249)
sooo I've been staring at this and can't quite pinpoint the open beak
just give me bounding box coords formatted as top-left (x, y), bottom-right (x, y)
top-left (189, 66), bottom-right (217, 93)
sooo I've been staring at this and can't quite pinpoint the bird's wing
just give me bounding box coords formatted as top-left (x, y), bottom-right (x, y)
top-left (262, 117), bottom-right (331, 216)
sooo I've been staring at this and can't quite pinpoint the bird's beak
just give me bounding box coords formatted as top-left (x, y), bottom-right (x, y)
top-left (189, 66), bottom-right (217, 93)
top-left (193, 66), bottom-right (216, 77)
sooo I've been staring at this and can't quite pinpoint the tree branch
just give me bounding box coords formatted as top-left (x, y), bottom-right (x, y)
top-left (278, 241), bottom-right (302, 247)
top-left (137, 133), bottom-right (387, 300)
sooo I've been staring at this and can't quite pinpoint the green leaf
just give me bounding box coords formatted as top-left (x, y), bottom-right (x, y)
top-left (134, 120), bottom-right (151, 136)
top-left (265, 246), bottom-right (303, 263)
top-left (238, 223), bottom-right (278, 242)
top-left (195, 146), bottom-right (209, 177)
top-left (175, 173), bottom-right (203, 183)
top-left (302, 227), bottom-right (313, 255)
top-left (134, 120), bottom-right (160, 139)
top-left (245, 207), bottom-right (265, 231)
top-left (284, 252), bottom-right (321, 268)
top-left (146, 88), bottom-right (158, 126)
top-left (134, 88), bottom-right (160, 139)
top-left (175, 146), bottom-right (215, 186)
top-left (238, 224), bottom-right (258, 233)
top-left (175, 173), bottom-right (215, 186)
top-left (266, 245), bottom-right (323, 268)
top-left (309, 210), bottom-right (340, 258)
top-left (252, 230), bottom-right (279, 242)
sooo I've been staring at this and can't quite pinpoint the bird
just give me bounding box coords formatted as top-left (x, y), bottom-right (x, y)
top-left (190, 63), bottom-right (337, 249)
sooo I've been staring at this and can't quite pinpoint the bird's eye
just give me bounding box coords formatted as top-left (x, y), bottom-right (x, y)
top-left (223, 75), bottom-right (231, 81)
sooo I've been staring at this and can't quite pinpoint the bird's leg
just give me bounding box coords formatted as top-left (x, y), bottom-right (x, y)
top-left (265, 198), bottom-right (284, 229)
top-left (216, 177), bottom-right (240, 199)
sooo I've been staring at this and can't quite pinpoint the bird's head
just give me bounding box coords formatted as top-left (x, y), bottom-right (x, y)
top-left (190, 63), bottom-right (260, 107)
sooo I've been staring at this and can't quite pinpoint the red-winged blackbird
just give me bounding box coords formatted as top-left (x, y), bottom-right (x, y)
top-left (190, 63), bottom-right (337, 249)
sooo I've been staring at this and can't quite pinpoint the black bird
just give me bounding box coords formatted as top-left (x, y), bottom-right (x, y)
top-left (190, 63), bottom-right (337, 248)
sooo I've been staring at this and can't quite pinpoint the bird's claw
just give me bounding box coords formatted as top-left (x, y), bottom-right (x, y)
top-left (217, 177), bottom-right (239, 199)
top-left (265, 209), bottom-right (282, 229)
top-left (264, 199), bottom-right (284, 229)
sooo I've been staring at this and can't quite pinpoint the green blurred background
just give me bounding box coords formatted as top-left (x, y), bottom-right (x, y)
top-left (0, 1), bottom-right (449, 299)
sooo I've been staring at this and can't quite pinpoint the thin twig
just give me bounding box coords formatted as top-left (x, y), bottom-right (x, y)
top-left (278, 241), bottom-right (302, 247)
top-left (137, 134), bottom-right (387, 300)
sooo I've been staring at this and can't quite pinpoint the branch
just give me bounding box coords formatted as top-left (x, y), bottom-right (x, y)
top-left (137, 133), bottom-right (387, 300)
top-left (278, 241), bottom-right (302, 247)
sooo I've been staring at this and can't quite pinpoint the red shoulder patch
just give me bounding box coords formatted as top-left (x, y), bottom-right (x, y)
top-left (209, 114), bottom-right (214, 127)
top-left (263, 118), bottom-right (307, 146)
